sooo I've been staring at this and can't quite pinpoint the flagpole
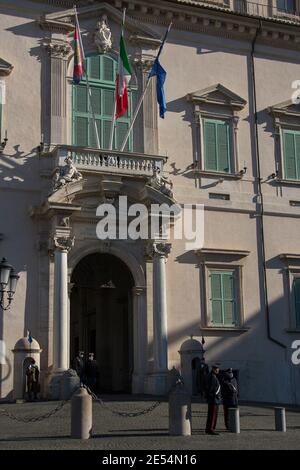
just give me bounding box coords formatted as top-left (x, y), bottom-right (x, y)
top-left (74, 6), bottom-right (101, 150)
top-left (120, 23), bottom-right (172, 152)
top-left (109, 8), bottom-right (126, 151)
top-left (120, 79), bottom-right (151, 152)
top-left (109, 100), bottom-right (117, 150)
top-left (86, 75), bottom-right (101, 149)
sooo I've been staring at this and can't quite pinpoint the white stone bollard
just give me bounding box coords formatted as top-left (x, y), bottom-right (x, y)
top-left (71, 387), bottom-right (92, 439)
top-left (274, 407), bottom-right (286, 432)
top-left (169, 382), bottom-right (191, 436)
top-left (228, 407), bottom-right (240, 433)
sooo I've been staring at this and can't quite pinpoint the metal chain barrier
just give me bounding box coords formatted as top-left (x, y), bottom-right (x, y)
top-left (85, 386), bottom-right (162, 418)
top-left (0, 399), bottom-right (69, 423)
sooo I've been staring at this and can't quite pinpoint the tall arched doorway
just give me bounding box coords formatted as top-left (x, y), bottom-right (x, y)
top-left (70, 253), bottom-right (134, 393)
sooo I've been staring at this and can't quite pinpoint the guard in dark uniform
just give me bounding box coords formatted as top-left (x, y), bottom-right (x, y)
top-left (72, 351), bottom-right (85, 384)
top-left (85, 353), bottom-right (99, 392)
top-left (26, 359), bottom-right (40, 401)
top-left (220, 368), bottom-right (238, 430)
top-left (205, 364), bottom-right (221, 435)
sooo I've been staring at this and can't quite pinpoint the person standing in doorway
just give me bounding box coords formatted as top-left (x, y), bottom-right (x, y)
top-left (72, 351), bottom-right (85, 384)
top-left (205, 364), bottom-right (221, 435)
top-left (85, 353), bottom-right (99, 393)
top-left (26, 359), bottom-right (40, 401)
top-left (220, 368), bottom-right (238, 430)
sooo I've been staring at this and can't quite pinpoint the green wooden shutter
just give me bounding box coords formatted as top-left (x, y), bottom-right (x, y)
top-left (73, 54), bottom-right (132, 151)
top-left (217, 121), bottom-right (230, 173)
top-left (204, 120), bottom-right (217, 171)
top-left (210, 272), bottom-right (223, 324)
top-left (116, 121), bottom-right (129, 151)
top-left (210, 271), bottom-right (236, 325)
top-left (89, 55), bottom-right (101, 81)
top-left (294, 278), bottom-right (300, 328)
top-left (102, 56), bottom-right (114, 82)
top-left (75, 86), bottom-right (87, 113)
top-left (283, 130), bottom-right (297, 179)
top-left (295, 133), bottom-right (300, 180)
top-left (222, 272), bottom-right (236, 325)
top-left (75, 116), bottom-right (88, 147)
top-left (102, 120), bottom-right (112, 149)
top-left (90, 87), bottom-right (101, 115)
top-left (102, 89), bottom-right (114, 116)
top-left (89, 119), bottom-right (101, 148)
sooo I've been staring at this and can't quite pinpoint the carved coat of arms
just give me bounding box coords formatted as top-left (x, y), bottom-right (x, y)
top-left (94, 15), bottom-right (112, 53)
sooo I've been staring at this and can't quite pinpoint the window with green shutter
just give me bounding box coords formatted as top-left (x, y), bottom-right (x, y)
top-left (72, 53), bottom-right (133, 151)
top-left (203, 118), bottom-right (232, 173)
top-left (283, 129), bottom-right (300, 180)
top-left (293, 278), bottom-right (300, 328)
top-left (209, 270), bottom-right (237, 326)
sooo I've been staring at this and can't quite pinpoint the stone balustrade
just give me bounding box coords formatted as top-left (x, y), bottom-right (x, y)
top-left (51, 145), bottom-right (167, 178)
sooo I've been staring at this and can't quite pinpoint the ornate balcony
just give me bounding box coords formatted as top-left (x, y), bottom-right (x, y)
top-left (51, 145), bottom-right (167, 178)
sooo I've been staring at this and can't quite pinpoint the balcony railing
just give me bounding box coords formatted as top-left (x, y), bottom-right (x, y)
top-left (195, 0), bottom-right (300, 23)
top-left (52, 145), bottom-right (167, 178)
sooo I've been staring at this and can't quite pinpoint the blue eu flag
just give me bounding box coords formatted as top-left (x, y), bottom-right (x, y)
top-left (149, 60), bottom-right (167, 118)
top-left (148, 24), bottom-right (171, 119)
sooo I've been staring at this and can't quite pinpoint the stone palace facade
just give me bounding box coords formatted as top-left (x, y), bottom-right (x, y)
top-left (0, 0), bottom-right (300, 403)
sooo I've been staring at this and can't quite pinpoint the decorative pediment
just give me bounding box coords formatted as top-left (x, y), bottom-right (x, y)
top-left (0, 58), bottom-right (13, 76)
top-left (39, 2), bottom-right (161, 43)
top-left (268, 100), bottom-right (300, 118)
top-left (186, 84), bottom-right (247, 110)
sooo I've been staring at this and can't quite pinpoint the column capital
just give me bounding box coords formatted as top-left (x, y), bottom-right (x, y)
top-left (133, 55), bottom-right (155, 73)
top-left (43, 39), bottom-right (72, 59)
top-left (53, 235), bottom-right (74, 252)
top-left (145, 241), bottom-right (172, 260)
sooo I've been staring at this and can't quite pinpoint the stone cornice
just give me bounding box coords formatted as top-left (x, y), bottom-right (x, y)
top-left (187, 83), bottom-right (247, 111)
top-left (0, 58), bottom-right (13, 76)
top-left (268, 100), bottom-right (300, 118)
top-left (280, 253), bottom-right (300, 262)
top-left (195, 248), bottom-right (250, 257)
top-left (13, 0), bottom-right (300, 48)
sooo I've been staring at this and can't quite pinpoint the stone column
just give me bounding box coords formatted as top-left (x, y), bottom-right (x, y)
top-left (146, 242), bottom-right (172, 395)
top-left (133, 56), bottom-right (158, 155)
top-left (49, 235), bottom-right (74, 399)
top-left (43, 40), bottom-right (71, 145)
top-left (131, 286), bottom-right (147, 394)
top-left (53, 237), bottom-right (72, 370)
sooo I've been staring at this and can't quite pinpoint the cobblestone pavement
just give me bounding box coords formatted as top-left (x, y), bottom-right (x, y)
top-left (0, 396), bottom-right (299, 450)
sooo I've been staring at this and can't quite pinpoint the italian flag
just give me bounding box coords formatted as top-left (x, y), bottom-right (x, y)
top-left (115, 31), bottom-right (132, 119)
top-left (73, 18), bottom-right (85, 85)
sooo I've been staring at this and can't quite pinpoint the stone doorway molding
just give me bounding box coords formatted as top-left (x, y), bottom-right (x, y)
top-left (68, 241), bottom-right (147, 394)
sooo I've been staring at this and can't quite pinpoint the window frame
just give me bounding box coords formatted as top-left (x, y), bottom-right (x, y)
top-left (72, 53), bottom-right (133, 151)
top-left (276, 0), bottom-right (296, 13)
top-left (203, 264), bottom-right (244, 329)
top-left (281, 126), bottom-right (300, 181)
top-left (202, 117), bottom-right (233, 174)
top-left (198, 111), bottom-right (238, 176)
top-left (287, 268), bottom-right (300, 331)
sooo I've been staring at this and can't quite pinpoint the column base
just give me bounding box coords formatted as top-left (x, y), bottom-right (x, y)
top-left (132, 373), bottom-right (145, 394)
top-left (47, 369), bottom-right (79, 400)
top-left (144, 371), bottom-right (169, 396)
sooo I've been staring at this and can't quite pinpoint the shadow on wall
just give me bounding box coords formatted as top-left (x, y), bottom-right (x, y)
top-left (148, 246), bottom-right (300, 404)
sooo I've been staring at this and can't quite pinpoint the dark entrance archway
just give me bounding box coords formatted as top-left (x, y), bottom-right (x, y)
top-left (70, 253), bottom-right (134, 393)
